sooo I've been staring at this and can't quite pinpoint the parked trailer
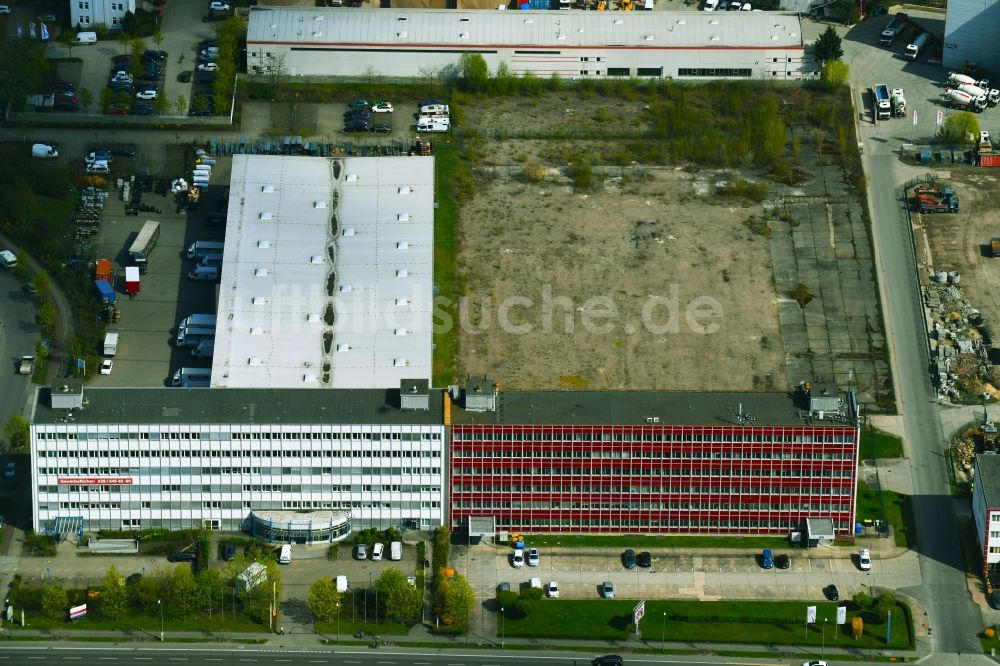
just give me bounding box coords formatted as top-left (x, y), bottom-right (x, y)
top-left (880, 13), bottom-right (907, 46)
top-left (948, 72), bottom-right (976, 86)
top-left (124, 265), bottom-right (140, 294)
top-left (874, 84), bottom-right (891, 121)
top-left (127, 220), bottom-right (160, 273)
top-left (94, 280), bottom-right (116, 304)
top-left (171, 367), bottom-right (212, 387)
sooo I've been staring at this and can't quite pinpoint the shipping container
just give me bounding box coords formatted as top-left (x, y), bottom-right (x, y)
top-left (94, 280), bottom-right (116, 303)
top-left (95, 258), bottom-right (112, 282)
top-left (980, 154), bottom-right (1000, 167)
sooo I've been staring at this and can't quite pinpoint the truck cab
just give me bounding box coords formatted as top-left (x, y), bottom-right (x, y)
top-left (18, 355), bottom-right (35, 375)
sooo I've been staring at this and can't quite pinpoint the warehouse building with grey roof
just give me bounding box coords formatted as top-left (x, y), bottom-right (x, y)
top-left (246, 7), bottom-right (817, 81)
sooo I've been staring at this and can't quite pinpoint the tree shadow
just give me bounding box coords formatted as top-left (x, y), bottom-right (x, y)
top-left (280, 598), bottom-right (313, 625)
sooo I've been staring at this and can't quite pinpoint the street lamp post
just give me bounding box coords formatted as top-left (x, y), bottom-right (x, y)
top-left (500, 607), bottom-right (505, 648)
top-left (662, 611), bottom-right (666, 653)
top-left (822, 617), bottom-right (827, 659)
top-left (158, 599), bottom-right (163, 642)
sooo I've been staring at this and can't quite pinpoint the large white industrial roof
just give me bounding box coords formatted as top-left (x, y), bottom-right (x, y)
top-left (247, 7), bottom-right (804, 50)
top-left (212, 155), bottom-right (434, 389)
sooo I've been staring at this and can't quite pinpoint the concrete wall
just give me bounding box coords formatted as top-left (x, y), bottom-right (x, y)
top-left (943, 0), bottom-right (1000, 69)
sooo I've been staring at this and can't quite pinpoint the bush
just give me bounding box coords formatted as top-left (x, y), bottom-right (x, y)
top-left (985, 626), bottom-right (996, 639)
top-left (570, 160), bottom-right (594, 191)
top-left (790, 283), bottom-right (813, 308)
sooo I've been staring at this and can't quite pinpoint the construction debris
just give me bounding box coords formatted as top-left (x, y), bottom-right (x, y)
top-left (925, 278), bottom-right (996, 402)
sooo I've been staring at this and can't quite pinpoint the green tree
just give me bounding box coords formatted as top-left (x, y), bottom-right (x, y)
top-left (820, 59), bottom-right (850, 92)
top-left (41, 584), bottom-right (68, 619)
top-left (153, 92), bottom-right (170, 116)
top-left (514, 586), bottom-right (543, 616)
top-left (116, 31), bottom-right (132, 55)
top-left (496, 590), bottom-right (519, 615)
top-left (873, 591), bottom-right (896, 621)
top-left (37, 299), bottom-right (56, 328)
top-left (57, 29), bottom-right (76, 58)
top-left (168, 564), bottom-right (198, 614)
top-left (99, 86), bottom-right (116, 111)
top-left (194, 567), bottom-right (223, 611)
top-left (31, 270), bottom-right (50, 296)
top-left (459, 53), bottom-right (489, 93)
top-left (493, 62), bottom-right (513, 95)
top-left (102, 566), bottom-right (128, 619)
top-left (938, 111), bottom-right (980, 145)
top-left (152, 28), bottom-right (164, 52)
top-left (376, 569), bottom-right (422, 624)
top-left (520, 71), bottom-right (543, 95)
top-left (174, 95), bottom-right (188, 116)
top-left (35, 339), bottom-right (49, 360)
top-left (130, 571), bottom-right (165, 610)
top-left (852, 591), bottom-right (873, 609)
top-left (813, 26), bottom-right (844, 63)
top-left (4, 415), bottom-right (29, 453)
top-left (442, 573), bottom-right (475, 626)
top-left (78, 87), bottom-right (94, 110)
top-left (307, 577), bottom-right (342, 621)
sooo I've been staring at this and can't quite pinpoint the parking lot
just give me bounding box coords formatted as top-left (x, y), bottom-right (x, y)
top-left (454, 543), bottom-right (922, 604)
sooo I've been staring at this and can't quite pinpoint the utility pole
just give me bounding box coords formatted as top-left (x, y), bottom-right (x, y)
top-left (158, 599), bottom-right (164, 642)
top-left (500, 607), bottom-right (505, 648)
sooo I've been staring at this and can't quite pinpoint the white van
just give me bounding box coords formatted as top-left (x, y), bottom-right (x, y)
top-left (86, 160), bottom-right (110, 174)
top-left (335, 575), bottom-right (348, 592)
top-left (419, 103), bottom-right (449, 117)
top-left (390, 541), bottom-right (402, 561)
top-left (75, 32), bottom-right (97, 45)
top-left (279, 544), bottom-right (292, 564)
top-left (371, 542), bottom-right (384, 561)
top-left (702, 0), bottom-right (719, 9)
top-left (31, 143), bottom-right (58, 158)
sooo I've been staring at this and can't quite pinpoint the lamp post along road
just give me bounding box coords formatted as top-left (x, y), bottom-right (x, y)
top-left (158, 599), bottom-right (163, 642)
top-left (500, 607), bottom-right (505, 648)
top-left (662, 611), bottom-right (666, 653)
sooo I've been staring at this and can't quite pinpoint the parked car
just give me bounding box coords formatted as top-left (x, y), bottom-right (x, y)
top-left (196, 63), bottom-right (218, 72)
top-left (372, 542), bottom-right (384, 561)
top-left (223, 542), bottom-right (236, 561)
top-left (209, 1), bottom-right (231, 10)
top-left (142, 49), bottom-right (168, 62)
top-left (858, 548), bottom-right (872, 571)
top-left (85, 150), bottom-right (112, 164)
top-left (600, 581), bottom-right (615, 599)
top-left (129, 104), bottom-right (155, 116)
top-left (511, 549), bottom-right (525, 568)
top-left (178, 70), bottom-right (193, 83)
top-left (623, 548), bottom-right (637, 569)
top-left (372, 101), bottom-right (393, 113)
top-left (348, 98), bottom-right (369, 108)
top-left (989, 590), bottom-right (1000, 610)
top-left (105, 105), bottom-right (129, 115)
top-left (23, 282), bottom-right (39, 295)
top-left (802, 662), bottom-right (827, 666)
top-left (4, 462), bottom-right (15, 478)
top-left (370, 124), bottom-right (392, 134)
top-left (775, 554), bottom-right (790, 569)
top-left (100, 359), bottom-right (113, 375)
top-left (135, 89), bottom-right (158, 100)
top-left (0, 6), bottom-right (11, 14)
top-left (497, 581), bottom-right (511, 593)
top-left (823, 584), bottom-right (839, 601)
top-left (547, 581), bottom-right (559, 598)
top-left (636, 551), bottom-right (652, 568)
top-left (167, 551), bottom-right (196, 562)
top-left (527, 548), bottom-right (540, 566)
top-left (354, 543), bottom-right (367, 560)
top-left (760, 548), bottom-right (774, 569)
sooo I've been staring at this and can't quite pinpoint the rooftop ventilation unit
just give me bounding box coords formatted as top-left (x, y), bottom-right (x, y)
top-left (397, 31), bottom-right (407, 38)
top-left (398, 186), bottom-right (411, 194)
top-left (259, 211), bottom-right (273, 220)
top-left (252, 297), bottom-right (267, 305)
top-left (397, 241), bottom-right (409, 250)
top-left (262, 185), bottom-right (275, 193)
top-left (460, 32), bottom-right (470, 38)
top-left (343, 228), bottom-right (355, 236)
top-left (258, 240), bottom-right (270, 248)
top-left (337, 343), bottom-right (350, 352)
top-left (676, 18), bottom-right (686, 24)
top-left (339, 284), bottom-right (352, 293)
top-left (314, 15), bottom-right (324, 20)
top-left (524, 18), bottom-right (533, 23)
top-left (346, 173), bottom-right (358, 182)
top-left (393, 357), bottom-right (407, 367)
top-left (310, 255), bottom-right (323, 264)
top-left (303, 374), bottom-right (318, 383)
top-left (254, 268), bottom-right (269, 277)
top-left (250, 327), bottom-right (264, 335)
top-left (556, 34), bottom-right (566, 40)
top-left (314, 200), bottom-right (327, 208)
top-left (395, 328), bottom-right (409, 336)
top-left (395, 297), bottom-right (410, 306)
top-left (307, 313), bottom-right (321, 323)
top-left (248, 357), bottom-right (261, 366)
top-left (398, 213), bottom-right (410, 221)
top-left (644, 34), bottom-right (654, 40)
top-left (312, 31), bottom-right (322, 37)
top-left (613, 18), bottom-right (623, 24)
top-left (711, 35), bottom-right (720, 40)
top-left (396, 269), bottom-right (408, 277)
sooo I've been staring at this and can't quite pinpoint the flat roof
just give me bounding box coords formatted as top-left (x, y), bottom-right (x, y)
top-left (451, 391), bottom-right (843, 427)
top-left (247, 7), bottom-right (805, 50)
top-left (212, 155), bottom-right (434, 389)
top-left (31, 387), bottom-right (444, 427)
top-left (977, 454), bottom-right (1000, 507)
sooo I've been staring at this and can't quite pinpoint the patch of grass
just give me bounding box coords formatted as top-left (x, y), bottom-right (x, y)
top-left (432, 142), bottom-right (466, 386)
top-left (855, 482), bottom-right (914, 548)
top-left (742, 215), bottom-right (771, 237)
top-left (859, 428), bottom-right (904, 459)
top-left (790, 283), bottom-right (813, 308)
top-left (516, 534), bottom-right (791, 549)
top-left (501, 599), bottom-right (913, 649)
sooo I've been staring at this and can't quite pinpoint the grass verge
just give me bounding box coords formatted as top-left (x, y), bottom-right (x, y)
top-left (314, 619), bottom-right (411, 637)
top-left (431, 141), bottom-right (466, 386)
top-left (860, 428), bottom-right (904, 459)
top-left (855, 482), bottom-right (914, 548)
top-left (501, 599), bottom-right (914, 649)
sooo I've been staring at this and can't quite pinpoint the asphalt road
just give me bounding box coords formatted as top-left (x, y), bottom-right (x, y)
top-left (0, 647), bottom-right (768, 666)
top-left (842, 11), bottom-right (987, 659)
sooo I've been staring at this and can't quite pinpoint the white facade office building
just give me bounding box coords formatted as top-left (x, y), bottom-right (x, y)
top-left (30, 385), bottom-right (445, 539)
top-left (247, 7), bottom-right (815, 80)
top-left (71, 0), bottom-right (136, 30)
top-left (943, 0), bottom-right (1000, 69)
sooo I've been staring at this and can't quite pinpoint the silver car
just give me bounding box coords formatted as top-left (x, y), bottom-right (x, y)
top-left (601, 581), bottom-right (614, 599)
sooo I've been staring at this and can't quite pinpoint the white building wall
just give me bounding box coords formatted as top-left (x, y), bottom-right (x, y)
top-left (247, 45), bottom-right (812, 80)
top-left (943, 0), bottom-right (1000, 69)
top-left (31, 423), bottom-right (446, 534)
top-left (70, 0), bottom-right (136, 30)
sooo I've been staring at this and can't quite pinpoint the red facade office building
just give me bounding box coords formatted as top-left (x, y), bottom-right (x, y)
top-left (450, 383), bottom-right (860, 536)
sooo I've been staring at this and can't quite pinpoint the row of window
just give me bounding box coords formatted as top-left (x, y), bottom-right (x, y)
top-left (47, 481), bottom-right (441, 494)
top-left (677, 68), bottom-right (752, 78)
top-left (451, 467), bottom-right (853, 478)
top-left (451, 484), bottom-right (853, 495)
top-left (453, 431), bottom-right (852, 443)
top-left (453, 500), bottom-right (848, 511)
top-left (47, 500), bottom-right (441, 511)
top-left (38, 431), bottom-right (443, 442)
top-left (485, 517), bottom-right (843, 529)
top-left (451, 449), bottom-right (852, 459)
top-left (41, 466), bottom-right (441, 478)
top-left (39, 448), bottom-right (443, 459)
